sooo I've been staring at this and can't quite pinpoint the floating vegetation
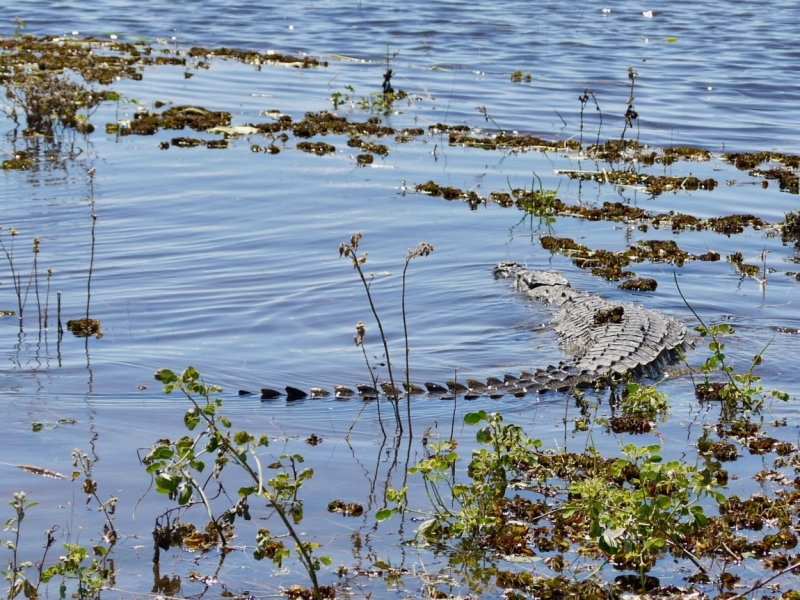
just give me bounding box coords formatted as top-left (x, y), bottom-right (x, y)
top-left (752, 166), bottom-right (800, 194)
top-left (562, 168), bottom-right (718, 197)
top-left (722, 151), bottom-right (800, 171)
top-left (0, 35), bottom-right (146, 86)
top-left (66, 317), bottom-right (102, 338)
top-left (537, 235), bottom-right (693, 281)
top-left (447, 130), bottom-right (581, 152)
top-left (727, 251), bottom-right (761, 276)
top-left (327, 501), bottom-right (364, 517)
top-left (618, 278), bottom-right (657, 292)
top-left (112, 105), bottom-right (232, 136)
top-left (297, 141), bottom-right (336, 155)
top-left (413, 178), bottom-right (791, 282)
top-left (1, 151), bottom-right (33, 170)
top-left (187, 46), bottom-right (327, 68)
top-left (510, 70), bottom-right (532, 83)
top-left (347, 138), bottom-right (389, 155)
top-left (781, 209), bottom-right (800, 248)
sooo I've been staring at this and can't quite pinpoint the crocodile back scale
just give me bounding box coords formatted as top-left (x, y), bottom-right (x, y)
top-left (257, 262), bottom-right (693, 401)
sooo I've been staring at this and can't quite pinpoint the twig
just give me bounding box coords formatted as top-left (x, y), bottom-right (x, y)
top-left (726, 561), bottom-right (800, 600)
top-left (402, 242), bottom-right (433, 437)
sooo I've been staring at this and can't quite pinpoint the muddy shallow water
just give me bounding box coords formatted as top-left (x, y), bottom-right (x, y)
top-left (2, 1), bottom-right (800, 598)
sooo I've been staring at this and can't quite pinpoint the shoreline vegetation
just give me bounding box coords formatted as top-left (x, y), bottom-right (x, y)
top-left (2, 28), bottom-right (800, 600)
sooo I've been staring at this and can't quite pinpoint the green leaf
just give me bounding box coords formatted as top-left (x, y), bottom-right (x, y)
top-left (184, 409), bottom-right (200, 431)
top-left (234, 431), bottom-right (254, 445)
top-left (184, 366), bottom-right (200, 382)
top-left (219, 416), bottom-right (232, 428)
top-left (464, 411), bottom-right (487, 426)
top-left (319, 556), bottom-right (332, 566)
top-left (655, 495), bottom-right (672, 510)
top-left (155, 475), bottom-right (179, 494)
top-left (666, 36), bottom-right (678, 43)
top-left (476, 427), bottom-right (493, 444)
top-left (376, 509), bottom-right (393, 522)
top-left (151, 446), bottom-right (174, 460)
top-left (155, 369), bottom-right (177, 383)
top-left (178, 485), bottom-right (192, 506)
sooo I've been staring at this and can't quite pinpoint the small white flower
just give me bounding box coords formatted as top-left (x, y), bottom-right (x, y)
top-left (110, 33), bottom-right (118, 39)
top-left (642, 10), bottom-right (654, 18)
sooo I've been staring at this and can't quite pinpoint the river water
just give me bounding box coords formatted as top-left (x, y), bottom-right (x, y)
top-left (2, 1), bottom-right (800, 597)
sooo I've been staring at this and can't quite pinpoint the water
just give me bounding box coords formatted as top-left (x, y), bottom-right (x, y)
top-left (2, 1), bottom-right (800, 597)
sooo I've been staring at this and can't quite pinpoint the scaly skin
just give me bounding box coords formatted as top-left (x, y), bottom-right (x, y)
top-left (258, 262), bottom-right (693, 401)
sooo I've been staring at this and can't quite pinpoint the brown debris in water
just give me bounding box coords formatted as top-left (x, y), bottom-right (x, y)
top-left (66, 318), bottom-right (102, 339)
top-left (327, 500), bottom-right (364, 517)
top-left (297, 141), bottom-right (336, 155)
top-left (609, 415), bottom-right (652, 434)
top-left (618, 278), bottom-right (657, 292)
top-left (593, 306), bottom-right (625, 326)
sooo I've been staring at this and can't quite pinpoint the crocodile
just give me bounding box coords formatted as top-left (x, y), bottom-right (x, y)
top-left (257, 261), bottom-right (693, 401)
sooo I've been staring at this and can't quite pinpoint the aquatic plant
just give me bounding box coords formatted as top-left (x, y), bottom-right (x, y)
top-left (0, 228), bottom-right (54, 332)
top-left (145, 366), bottom-right (331, 599)
top-left (675, 274), bottom-right (789, 416)
top-left (340, 234), bottom-right (433, 436)
top-left (511, 171), bottom-right (560, 232)
top-left (1, 449), bottom-right (117, 600)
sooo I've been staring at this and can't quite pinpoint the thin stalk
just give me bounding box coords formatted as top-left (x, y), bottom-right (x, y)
top-left (363, 345), bottom-right (386, 437)
top-left (352, 264), bottom-right (402, 432)
top-left (44, 268), bottom-right (51, 329)
top-left (86, 168), bottom-right (96, 322)
top-left (402, 242), bottom-right (433, 437)
top-left (401, 256), bottom-right (413, 436)
top-left (33, 238), bottom-right (41, 329)
top-left (1, 230), bottom-right (23, 326)
top-left (673, 272), bottom-right (742, 395)
top-left (57, 291), bottom-right (63, 335)
top-left (449, 368), bottom-right (459, 443)
top-left (355, 321), bottom-right (386, 437)
top-left (86, 213), bottom-right (96, 321)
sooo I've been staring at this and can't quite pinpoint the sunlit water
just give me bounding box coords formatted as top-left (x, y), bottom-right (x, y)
top-left (2, 1), bottom-right (800, 596)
